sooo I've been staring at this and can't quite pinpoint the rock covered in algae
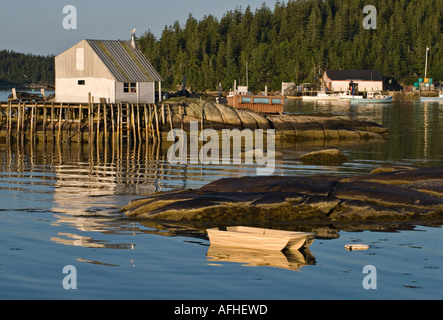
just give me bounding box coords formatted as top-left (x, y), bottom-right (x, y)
top-left (164, 98), bottom-right (389, 140)
top-left (122, 165), bottom-right (443, 223)
top-left (299, 149), bottom-right (348, 165)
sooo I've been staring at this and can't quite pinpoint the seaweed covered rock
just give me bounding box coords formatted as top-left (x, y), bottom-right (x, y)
top-left (299, 149), bottom-right (348, 165)
top-left (122, 165), bottom-right (443, 223)
top-left (163, 98), bottom-right (389, 141)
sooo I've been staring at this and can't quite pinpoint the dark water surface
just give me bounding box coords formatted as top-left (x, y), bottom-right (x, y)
top-left (0, 95), bottom-right (442, 299)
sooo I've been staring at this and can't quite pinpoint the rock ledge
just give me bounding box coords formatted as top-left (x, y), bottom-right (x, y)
top-left (122, 165), bottom-right (443, 223)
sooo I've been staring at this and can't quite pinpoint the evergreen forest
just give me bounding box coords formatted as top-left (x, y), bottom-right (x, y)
top-left (138, 0), bottom-right (443, 92)
top-left (0, 50), bottom-right (54, 87)
top-left (1, 0), bottom-right (442, 92)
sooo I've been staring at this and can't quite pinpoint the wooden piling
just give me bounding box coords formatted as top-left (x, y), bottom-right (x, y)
top-left (179, 105), bottom-right (184, 130)
top-left (78, 105), bottom-right (82, 143)
top-left (7, 102), bottom-right (12, 137)
top-left (154, 104), bottom-right (160, 140)
top-left (0, 100), bottom-right (177, 147)
top-left (149, 104), bottom-right (153, 139)
top-left (97, 103), bottom-right (101, 143)
top-left (58, 103), bottom-right (63, 142)
top-left (168, 104), bottom-right (173, 131)
top-left (51, 103), bottom-right (55, 137)
top-left (143, 103), bottom-right (149, 142)
top-left (111, 103), bottom-right (115, 137)
top-left (43, 104), bottom-right (47, 141)
top-left (88, 102), bottom-right (92, 143)
top-left (131, 103), bottom-right (136, 144)
top-left (17, 102), bottom-right (21, 136)
top-left (137, 104), bottom-right (141, 142)
top-left (161, 104), bottom-right (165, 126)
top-left (65, 104), bottom-right (70, 141)
top-left (22, 103), bottom-right (25, 137)
top-left (31, 103), bottom-right (35, 137)
top-left (118, 103), bottom-right (122, 139)
top-left (104, 103), bottom-right (107, 141)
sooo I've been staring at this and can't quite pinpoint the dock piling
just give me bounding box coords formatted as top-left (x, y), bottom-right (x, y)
top-left (0, 100), bottom-right (174, 146)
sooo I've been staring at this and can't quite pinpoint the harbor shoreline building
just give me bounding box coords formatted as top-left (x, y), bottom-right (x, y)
top-left (322, 70), bottom-right (383, 92)
top-left (55, 36), bottom-right (162, 104)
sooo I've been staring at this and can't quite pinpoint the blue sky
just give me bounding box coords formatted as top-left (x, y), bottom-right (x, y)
top-left (0, 0), bottom-right (274, 56)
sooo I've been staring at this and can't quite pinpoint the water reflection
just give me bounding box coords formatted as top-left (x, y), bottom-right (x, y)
top-left (50, 232), bottom-right (133, 249)
top-left (207, 245), bottom-right (316, 271)
top-left (286, 100), bottom-right (443, 167)
top-left (1, 99), bottom-right (443, 253)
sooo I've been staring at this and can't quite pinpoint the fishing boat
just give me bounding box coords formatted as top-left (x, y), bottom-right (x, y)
top-left (350, 91), bottom-right (393, 104)
top-left (338, 90), bottom-right (364, 100)
top-left (301, 91), bottom-right (340, 101)
top-left (206, 226), bottom-right (315, 251)
top-left (420, 91), bottom-right (443, 102)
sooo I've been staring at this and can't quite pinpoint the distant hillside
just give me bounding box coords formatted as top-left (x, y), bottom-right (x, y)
top-left (138, 0), bottom-right (443, 91)
top-left (0, 50), bottom-right (54, 88)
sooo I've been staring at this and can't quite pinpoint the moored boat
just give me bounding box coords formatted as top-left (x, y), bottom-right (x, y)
top-left (302, 91), bottom-right (340, 100)
top-left (206, 226), bottom-right (315, 251)
top-left (338, 90), bottom-right (364, 100)
top-left (420, 91), bottom-right (443, 102)
top-left (350, 91), bottom-right (393, 104)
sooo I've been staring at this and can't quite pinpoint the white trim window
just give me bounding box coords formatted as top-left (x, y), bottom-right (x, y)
top-left (124, 82), bottom-right (137, 93)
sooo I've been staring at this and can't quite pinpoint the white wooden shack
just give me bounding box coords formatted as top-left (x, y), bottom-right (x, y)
top-left (55, 35), bottom-right (162, 104)
top-left (322, 70), bottom-right (383, 92)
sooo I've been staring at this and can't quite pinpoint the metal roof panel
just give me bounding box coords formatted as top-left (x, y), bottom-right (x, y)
top-left (87, 39), bottom-right (162, 82)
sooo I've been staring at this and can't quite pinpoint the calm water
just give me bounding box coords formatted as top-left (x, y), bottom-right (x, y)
top-left (1, 91), bottom-right (442, 300)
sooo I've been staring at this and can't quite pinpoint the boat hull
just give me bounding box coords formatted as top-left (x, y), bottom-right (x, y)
top-left (206, 226), bottom-right (315, 251)
top-left (350, 96), bottom-right (393, 104)
top-left (302, 94), bottom-right (340, 101)
top-left (420, 97), bottom-right (443, 102)
top-left (340, 96), bottom-right (363, 100)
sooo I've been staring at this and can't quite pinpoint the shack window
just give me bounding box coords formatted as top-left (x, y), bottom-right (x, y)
top-left (253, 97), bottom-right (270, 104)
top-left (78, 80), bottom-right (85, 85)
top-left (124, 82), bottom-right (137, 93)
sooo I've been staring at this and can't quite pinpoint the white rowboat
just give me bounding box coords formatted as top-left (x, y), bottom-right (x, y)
top-left (206, 226), bottom-right (315, 251)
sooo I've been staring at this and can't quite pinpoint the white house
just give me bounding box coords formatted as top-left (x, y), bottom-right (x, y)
top-left (322, 70), bottom-right (383, 92)
top-left (55, 35), bottom-right (162, 103)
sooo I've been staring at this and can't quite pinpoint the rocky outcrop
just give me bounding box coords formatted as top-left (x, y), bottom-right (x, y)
top-left (122, 165), bottom-right (443, 223)
top-left (299, 149), bottom-right (348, 165)
top-left (166, 98), bottom-right (389, 140)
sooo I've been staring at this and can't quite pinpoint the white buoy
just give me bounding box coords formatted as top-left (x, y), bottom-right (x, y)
top-left (345, 244), bottom-right (370, 251)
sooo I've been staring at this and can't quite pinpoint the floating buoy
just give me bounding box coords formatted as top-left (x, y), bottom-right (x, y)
top-left (345, 244), bottom-right (370, 251)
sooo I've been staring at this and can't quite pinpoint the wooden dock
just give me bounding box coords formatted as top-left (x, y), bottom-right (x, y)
top-left (0, 100), bottom-right (178, 145)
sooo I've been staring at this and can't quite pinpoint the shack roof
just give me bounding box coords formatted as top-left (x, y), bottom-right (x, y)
top-left (324, 70), bottom-right (382, 81)
top-left (86, 39), bottom-right (162, 82)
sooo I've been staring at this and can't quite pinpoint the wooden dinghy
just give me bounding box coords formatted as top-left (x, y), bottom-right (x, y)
top-left (206, 226), bottom-right (315, 251)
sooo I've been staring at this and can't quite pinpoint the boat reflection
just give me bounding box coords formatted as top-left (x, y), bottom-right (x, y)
top-left (207, 245), bottom-right (316, 271)
top-left (50, 232), bottom-right (134, 249)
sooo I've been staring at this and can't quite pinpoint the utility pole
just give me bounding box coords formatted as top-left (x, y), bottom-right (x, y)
top-left (425, 46), bottom-right (430, 78)
top-left (246, 60), bottom-right (249, 88)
